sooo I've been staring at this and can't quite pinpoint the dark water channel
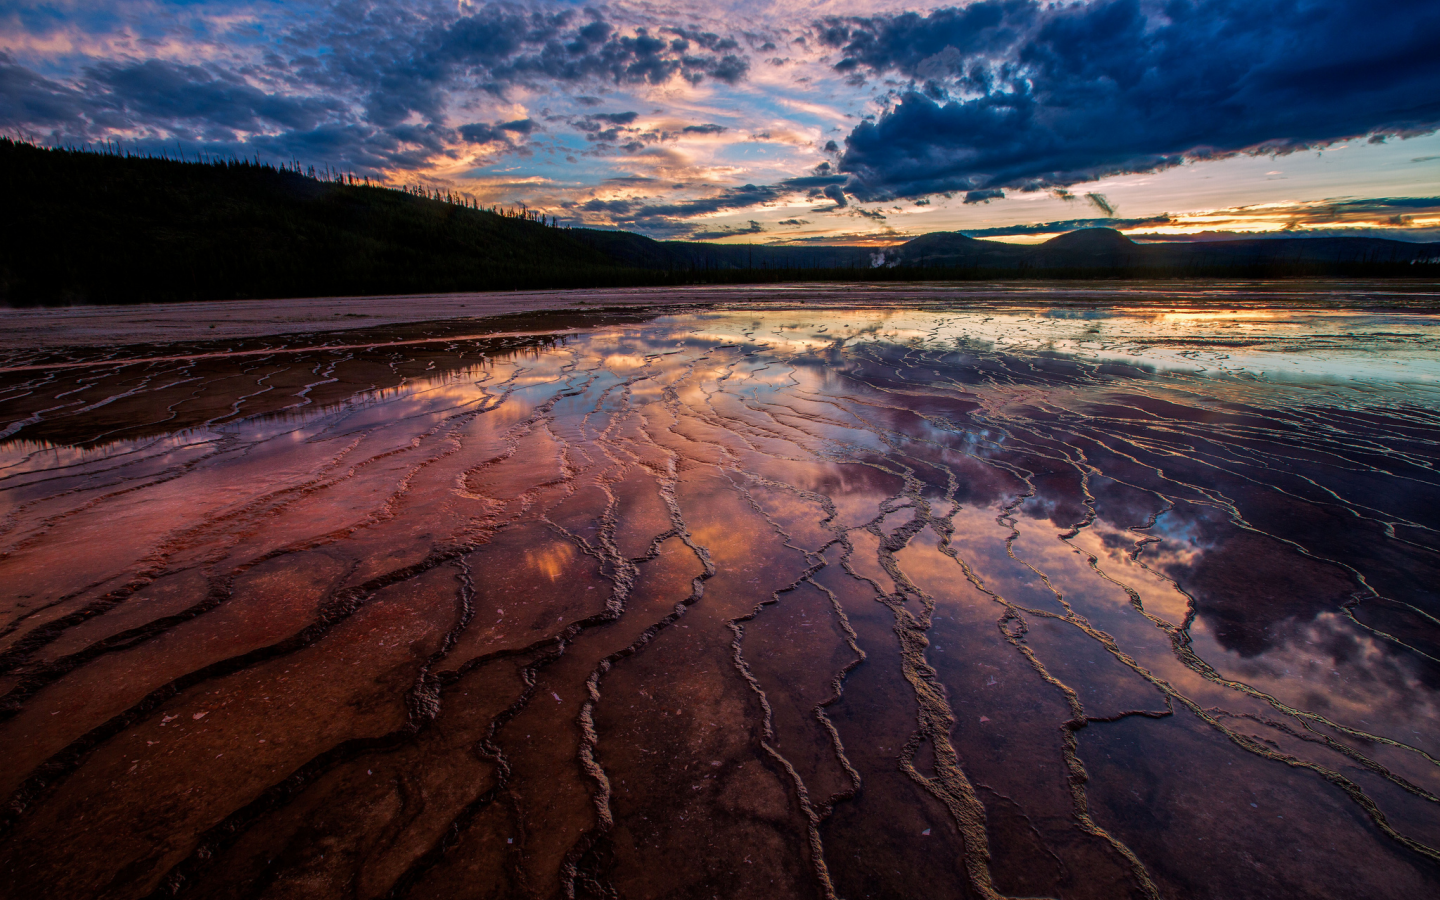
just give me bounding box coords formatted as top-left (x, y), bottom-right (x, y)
top-left (2, 296), bottom-right (1439, 899)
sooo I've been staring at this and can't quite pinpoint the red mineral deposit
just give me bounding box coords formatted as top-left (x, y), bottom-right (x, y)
top-left (2, 289), bottom-right (1438, 899)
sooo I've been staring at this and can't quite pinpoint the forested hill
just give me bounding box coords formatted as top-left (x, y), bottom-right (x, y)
top-left (1, 138), bottom-right (651, 305)
top-left (4, 139), bottom-right (1437, 306)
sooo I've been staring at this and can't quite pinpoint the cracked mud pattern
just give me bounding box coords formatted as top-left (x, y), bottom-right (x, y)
top-left (2, 296), bottom-right (1439, 899)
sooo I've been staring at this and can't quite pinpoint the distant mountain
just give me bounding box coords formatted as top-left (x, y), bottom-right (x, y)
top-left (3, 140), bottom-right (1436, 306)
top-left (886, 227), bottom-right (1439, 271)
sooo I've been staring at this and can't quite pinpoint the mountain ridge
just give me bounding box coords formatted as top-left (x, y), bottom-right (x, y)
top-left (884, 227), bottom-right (1438, 270)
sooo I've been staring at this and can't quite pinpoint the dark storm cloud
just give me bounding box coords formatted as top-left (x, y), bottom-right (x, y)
top-left (0, 53), bottom-right (97, 129)
top-left (0, 54), bottom-right (342, 137)
top-left (618, 172), bottom-right (848, 222)
top-left (0, 51), bottom-right (422, 170)
top-left (1085, 193), bottom-right (1116, 217)
top-left (963, 188), bottom-right (1004, 204)
top-left (1, 3), bottom-right (751, 173)
top-left (1235, 196), bottom-right (1440, 234)
top-left (1348, 197), bottom-right (1440, 210)
top-left (957, 216), bottom-right (1172, 237)
top-left (582, 198), bottom-right (639, 215)
top-left (86, 60), bottom-right (343, 132)
top-left (689, 219), bottom-right (765, 239)
top-left (459, 118), bottom-right (535, 145)
top-left (661, 26), bottom-right (740, 53)
top-left (579, 170), bottom-right (867, 236)
top-left (781, 174), bottom-right (848, 190)
top-left (819, 1), bottom-right (1034, 79)
top-left (459, 11), bottom-right (744, 90)
top-left (631, 183), bottom-right (786, 219)
top-left (824, 0), bottom-right (1440, 200)
top-left (572, 111), bottom-right (642, 143)
top-left (338, 4), bottom-right (749, 126)
top-left (589, 112), bottom-right (640, 125)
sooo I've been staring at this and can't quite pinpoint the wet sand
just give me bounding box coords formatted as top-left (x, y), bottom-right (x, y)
top-left (2, 288), bottom-right (1439, 899)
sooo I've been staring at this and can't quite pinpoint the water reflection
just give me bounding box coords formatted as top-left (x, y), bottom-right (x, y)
top-left (1, 298), bottom-right (1438, 899)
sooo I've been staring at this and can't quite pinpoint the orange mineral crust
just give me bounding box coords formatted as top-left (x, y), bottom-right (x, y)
top-left (2, 291), bottom-right (1439, 900)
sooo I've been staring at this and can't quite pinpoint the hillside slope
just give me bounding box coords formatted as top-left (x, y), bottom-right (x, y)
top-left (1, 139), bottom-right (637, 305)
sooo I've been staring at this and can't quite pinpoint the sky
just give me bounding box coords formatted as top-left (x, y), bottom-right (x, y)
top-left (3, 0), bottom-right (1439, 245)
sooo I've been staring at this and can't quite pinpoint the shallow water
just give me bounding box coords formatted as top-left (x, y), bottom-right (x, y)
top-left (2, 294), bottom-right (1439, 899)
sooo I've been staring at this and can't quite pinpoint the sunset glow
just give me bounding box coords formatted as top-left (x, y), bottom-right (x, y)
top-left (3, 0), bottom-right (1437, 245)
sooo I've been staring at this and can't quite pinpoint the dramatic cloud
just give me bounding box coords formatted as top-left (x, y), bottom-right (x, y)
top-left (2, 0), bottom-right (1436, 243)
top-left (957, 197), bottom-right (1440, 240)
top-left (630, 183), bottom-right (785, 219)
top-left (0, 52), bottom-right (344, 137)
top-left (959, 216), bottom-right (1173, 237)
top-left (324, 4), bottom-right (750, 127)
top-left (0, 53), bottom-right (95, 129)
top-left (820, 1), bottom-right (1034, 82)
top-left (581, 198), bottom-right (639, 215)
top-left (830, 0), bottom-right (1440, 199)
top-left (0, 2), bottom-right (752, 173)
top-left (690, 219), bottom-right (765, 239)
top-left (573, 111), bottom-right (642, 143)
top-left (1085, 193), bottom-right (1116, 217)
top-left (1176, 196), bottom-right (1440, 237)
top-left (617, 172), bottom-right (847, 223)
top-left (460, 118), bottom-right (536, 145)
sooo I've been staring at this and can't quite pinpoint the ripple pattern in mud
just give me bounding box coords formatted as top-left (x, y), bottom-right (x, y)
top-left (2, 298), bottom-right (1439, 900)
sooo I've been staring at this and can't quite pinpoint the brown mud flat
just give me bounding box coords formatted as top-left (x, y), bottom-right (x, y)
top-left (2, 291), bottom-right (1440, 899)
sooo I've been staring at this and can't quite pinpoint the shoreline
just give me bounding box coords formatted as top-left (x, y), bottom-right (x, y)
top-left (3, 280), bottom-right (1439, 351)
